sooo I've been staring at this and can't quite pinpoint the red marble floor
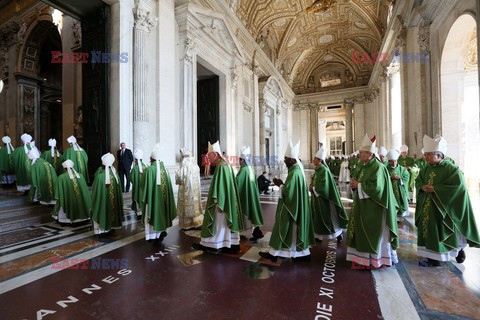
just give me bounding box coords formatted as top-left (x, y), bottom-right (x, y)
top-left (0, 176), bottom-right (479, 320)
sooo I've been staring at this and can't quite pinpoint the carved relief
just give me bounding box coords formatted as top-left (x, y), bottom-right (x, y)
top-left (22, 86), bottom-right (36, 134)
top-left (133, 4), bottom-right (158, 33)
top-left (183, 38), bottom-right (196, 63)
top-left (71, 20), bottom-right (82, 51)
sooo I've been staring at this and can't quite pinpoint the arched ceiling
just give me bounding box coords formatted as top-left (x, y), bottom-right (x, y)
top-left (235, 0), bottom-right (391, 94)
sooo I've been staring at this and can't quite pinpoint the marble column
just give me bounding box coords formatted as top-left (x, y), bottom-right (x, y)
top-left (259, 98), bottom-right (266, 158)
top-left (132, 3), bottom-right (157, 153)
top-left (344, 99), bottom-right (354, 154)
top-left (180, 37), bottom-right (196, 156)
top-left (309, 106), bottom-right (319, 162)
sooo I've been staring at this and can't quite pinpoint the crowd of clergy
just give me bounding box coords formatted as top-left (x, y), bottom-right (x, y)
top-left (0, 131), bottom-right (478, 268)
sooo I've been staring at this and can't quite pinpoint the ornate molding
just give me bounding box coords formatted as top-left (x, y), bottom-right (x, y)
top-left (418, 23), bottom-right (430, 56)
top-left (243, 102), bottom-right (253, 113)
top-left (386, 63), bottom-right (400, 76)
top-left (364, 88), bottom-right (379, 103)
top-left (71, 20), bottom-right (82, 51)
top-left (392, 27), bottom-right (406, 55)
top-left (0, 22), bottom-right (20, 47)
top-left (133, 5), bottom-right (158, 33)
top-left (183, 38), bottom-right (196, 63)
top-left (231, 66), bottom-right (239, 90)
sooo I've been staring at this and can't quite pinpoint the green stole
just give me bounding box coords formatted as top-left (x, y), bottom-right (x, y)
top-left (269, 163), bottom-right (315, 251)
top-left (201, 157), bottom-right (244, 238)
top-left (311, 163), bottom-right (348, 235)
top-left (347, 157), bottom-right (399, 253)
top-left (236, 164), bottom-right (264, 226)
top-left (415, 160), bottom-right (480, 252)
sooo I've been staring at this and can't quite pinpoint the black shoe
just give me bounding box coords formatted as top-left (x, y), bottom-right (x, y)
top-left (337, 234), bottom-right (343, 243)
top-left (136, 214), bottom-right (142, 221)
top-left (159, 231), bottom-right (167, 242)
top-left (292, 255), bottom-right (311, 262)
top-left (250, 227), bottom-right (264, 242)
top-left (223, 245), bottom-right (240, 254)
top-left (259, 251), bottom-right (277, 262)
top-left (456, 249), bottom-right (466, 263)
top-left (192, 243), bottom-right (218, 253)
top-left (423, 258), bottom-right (440, 267)
top-left (264, 191), bottom-right (270, 195)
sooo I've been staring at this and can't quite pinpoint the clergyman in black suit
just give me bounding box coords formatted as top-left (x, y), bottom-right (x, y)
top-left (117, 142), bottom-right (133, 192)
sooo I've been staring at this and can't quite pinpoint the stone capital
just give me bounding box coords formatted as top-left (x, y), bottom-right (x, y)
top-left (133, 5), bottom-right (158, 33)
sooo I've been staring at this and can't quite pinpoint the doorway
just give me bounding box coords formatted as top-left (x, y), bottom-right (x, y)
top-left (197, 63), bottom-right (219, 174)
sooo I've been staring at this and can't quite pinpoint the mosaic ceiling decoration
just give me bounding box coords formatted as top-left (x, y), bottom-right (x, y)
top-left (236, 0), bottom-right (392, 94)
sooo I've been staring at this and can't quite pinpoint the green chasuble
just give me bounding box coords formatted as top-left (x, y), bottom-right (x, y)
top-left (130, 162), bottom-right (147, 213)
top-left (311, 163), bottom-right (348, 236)
top-left (41, 149), bottom-right (63, 175)
top-left (91, 168), bottom-right (124, 232)
top-left (415, 160), bottom-right (480, 254)
top-left (0, 146), bottom-right (15, 177)
top-left (142, 161), bottom-right (177, 231)
top-left (12, 145), bottom-right (32, 187)
top-left (415, 158), bottom-right (427, 172)
top-left (28, 158), bottom-right (58, 203)
top-left (52, 171), bottom-right (91, 222)
top-left (63, 147), bottom-right (89, 183)
top-left (201, 157), bottom-right (244, 238)
top-left (236, 164), bottom-right (264, 226)
top-left (347, 157), bottom-right (399, 253)
top-left (386, 165), bottom-right (410, 216)
top-left (269, 163), bottom-right (315, 252)
top-left (349, 158), bottom-right (361, 180)
top-left (444, 156), bottom-right (455, 164)
top-left (399, 156), bottom-right (418, 192)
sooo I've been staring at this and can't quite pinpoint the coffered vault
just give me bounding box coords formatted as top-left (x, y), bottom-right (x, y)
top-left (235, 0), bottom-right (392, 94)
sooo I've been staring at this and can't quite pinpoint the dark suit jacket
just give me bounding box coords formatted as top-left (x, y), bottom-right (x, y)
top-left (117, 148), bottom-right (133, 171)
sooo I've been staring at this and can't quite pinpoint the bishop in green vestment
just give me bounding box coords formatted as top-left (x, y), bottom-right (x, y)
top-left (415, 135), bottom-right (480, 266)
top-left (175, 148), bottom-right (203, 230)
top-left (64, 135), bottom-right (89, 183)
top-left (386, 149), bottom-right (410, 219)
top-left (129, 149), bottom-right (148, 218)
top-left (192, 141), bottom-right (245, 253)
top-left (52, 160), bottom-right (91, 224)
top-left (310, 148), bottom-right (348, 241)
top-left (259, 140), bottom-right (314, 262)
top-left (415, 152), bottom-right (427, 172)
top-left (399, 144), bottom-right (419, 195)
top-left (0, 136), bottom-right (15, 185)
top-left (142, 144), bottom-right (177, 241)
top-left (91, 153), bottom-right (124, 234)
top-left (349, 153), bottom-right (361, 180)
top-left (237, 146), bottom-right (264, 241)
top-left (347, 134), bottom-right (399, 268)
top-left (27, 148), bottom-right (58, 205)
top-left (12, 133), bottom-right (33, 191)
top-left (42, 138), bottom-right (63, 175)
top-left (378, 146), bottom-right (388, 165)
